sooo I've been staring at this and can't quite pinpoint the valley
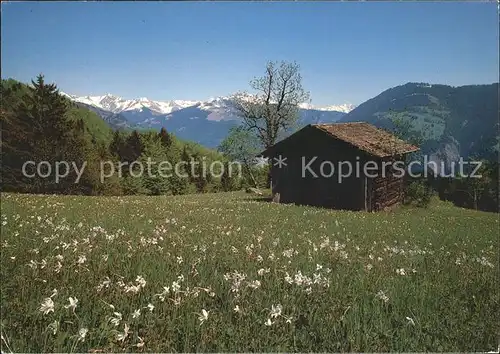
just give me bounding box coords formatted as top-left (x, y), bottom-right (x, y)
top-left (62, 82), bottom-right (499, 168)
top-left (62, 92), bottom-right (350, 148)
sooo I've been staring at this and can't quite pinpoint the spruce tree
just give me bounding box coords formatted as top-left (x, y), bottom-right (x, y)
top-left (125, 130), bottom-right (144, 163)
top-left (158, 127), bottom-right (173, 149)
top-left (139, 131), bottom-right (170, 195)
top-left (110, 130), bottom-right (127, 160)
top-left (1, 81), bottom-right (33, 192)
top-left (18, 74), bottom-right (75, 193)
top-left (167, 144), bottom-right (189, 195)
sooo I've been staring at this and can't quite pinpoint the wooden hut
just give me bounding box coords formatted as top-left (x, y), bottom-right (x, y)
top-left (260, 122), bottom-right (419, 211)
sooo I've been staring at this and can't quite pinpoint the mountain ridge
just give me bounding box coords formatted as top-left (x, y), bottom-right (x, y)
top-left (45, 82), bottom-right (500, 162)
top-left (62, 91), bottom-right (356, 115)
top-left (62, 91), bottom-right (350, 147)
top-left (340, 81), bottom-right (499, 169)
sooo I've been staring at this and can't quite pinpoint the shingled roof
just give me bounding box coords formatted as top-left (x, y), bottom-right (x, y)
top-left (312, 122), bottom-right (419, 158)
top-left (261, 122), bottom-right (419, 158)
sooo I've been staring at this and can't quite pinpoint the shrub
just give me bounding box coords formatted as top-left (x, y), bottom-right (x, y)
top-left (404, 179), bottom-right (433, 207)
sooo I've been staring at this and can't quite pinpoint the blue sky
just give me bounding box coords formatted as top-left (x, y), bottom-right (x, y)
top-left (2, 1), bottom-right (498, 106)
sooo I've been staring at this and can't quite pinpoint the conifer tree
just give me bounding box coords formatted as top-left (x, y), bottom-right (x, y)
top-left (125, 130), bottom-right (144, 163)
top-left (1, 81), bottom-right (33, 192)
top-left (158, 127), bottom-right (173, 149)
top-left (168, 144), bottom-right (189, 195)
top-left (139, 131), bottom-right (170, 195)
top-left (18, 74), bottom-right (80, 193)
top-left (110, 130), bottom-right (127, 160)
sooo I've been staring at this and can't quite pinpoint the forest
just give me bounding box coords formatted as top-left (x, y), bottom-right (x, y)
top-left (0, 76), bottom-right (267, 196)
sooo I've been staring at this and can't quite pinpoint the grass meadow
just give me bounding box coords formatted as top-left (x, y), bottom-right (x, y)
top-left (1, 191), bottom-right (498, 352)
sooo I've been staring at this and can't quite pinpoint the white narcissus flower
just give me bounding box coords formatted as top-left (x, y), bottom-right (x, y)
top-left (64, 297), bottom-right (78, 312)
top-left (406, 316), bottom-right (415, 326)
top-left (233, 305), bottom-right (241, 313)
top-left (198, 309), bottom-right (209, 325)
top-left (247, 280), bottom-right (261, 289)
top-left (396, 268), bottom-right (406, 276)
top-left (39, 297), bottom-right (55, 315)
top-left (96, 277), bottom-right (111, 292)
top-left (132, 309), bottom-right (141, 319)
top-left (110, 312), bottom-right (122, 327)
top-left (135, 275), bottom-right (146, 288)
top-left (124, 285), bottom-right (141, 294)
top-left (270, 304), bottom-right (282, 319)
top-left (264, 318), bottom-right (273, 326)
top-left (146, 303), bottom-right (154, 312)
top-left (78, 327), bottom-right (88, 342)
top-left (172, 281), bottom-right (181, 293)
top-left (135, 336), bottom-right (145, 348)
top-left (116, 323), bottom-right (130, 342)
top-left (376, 290), bottom-right (390, 303)
top-left (54, 261), bottom-right (63, 273)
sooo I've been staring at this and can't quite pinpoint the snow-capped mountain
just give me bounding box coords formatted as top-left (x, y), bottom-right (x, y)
top-left (317, 103), bottom-right (356, 114)
top-left (61, 92), bottom-right (200, 115)
top-left (298, 102), bottom-right (356, 113)
top-left (63, 91), bottom-right (355, 117)
top-left (62, 91), bottom-right (353, 147)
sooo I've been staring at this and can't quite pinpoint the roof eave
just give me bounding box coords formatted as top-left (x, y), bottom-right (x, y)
top-left (377, 146), bottom-right (421, 158)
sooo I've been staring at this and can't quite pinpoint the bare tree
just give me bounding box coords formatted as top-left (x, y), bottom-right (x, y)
top-left (234, 60), bottom-right (310, 149)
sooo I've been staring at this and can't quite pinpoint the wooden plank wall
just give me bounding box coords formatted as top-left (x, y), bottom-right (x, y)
top-left (370, 162), bottom-right (404, 211)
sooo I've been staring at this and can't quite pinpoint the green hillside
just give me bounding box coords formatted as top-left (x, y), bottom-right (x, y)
top-left (341, 82), bottom-right (499, 161)
top-left (0, 77), bottom-right (260, 196)
top-left (1, 191), bottom-right (498, 352)
top-left (1, 78), bottom-right (113, 143)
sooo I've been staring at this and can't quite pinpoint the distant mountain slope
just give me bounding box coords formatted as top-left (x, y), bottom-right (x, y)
top-left (340, 82), bottom-right (499, 165)
top-left (72, 101), bottom-right (133, 130)
top-left (118, 104), bottom-right (346, 148)
top-left (63, 92), bottom-right (348, 148)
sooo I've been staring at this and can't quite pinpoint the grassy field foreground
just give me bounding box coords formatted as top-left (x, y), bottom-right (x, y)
top-left (0, 192), bottom-right (498, 352)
